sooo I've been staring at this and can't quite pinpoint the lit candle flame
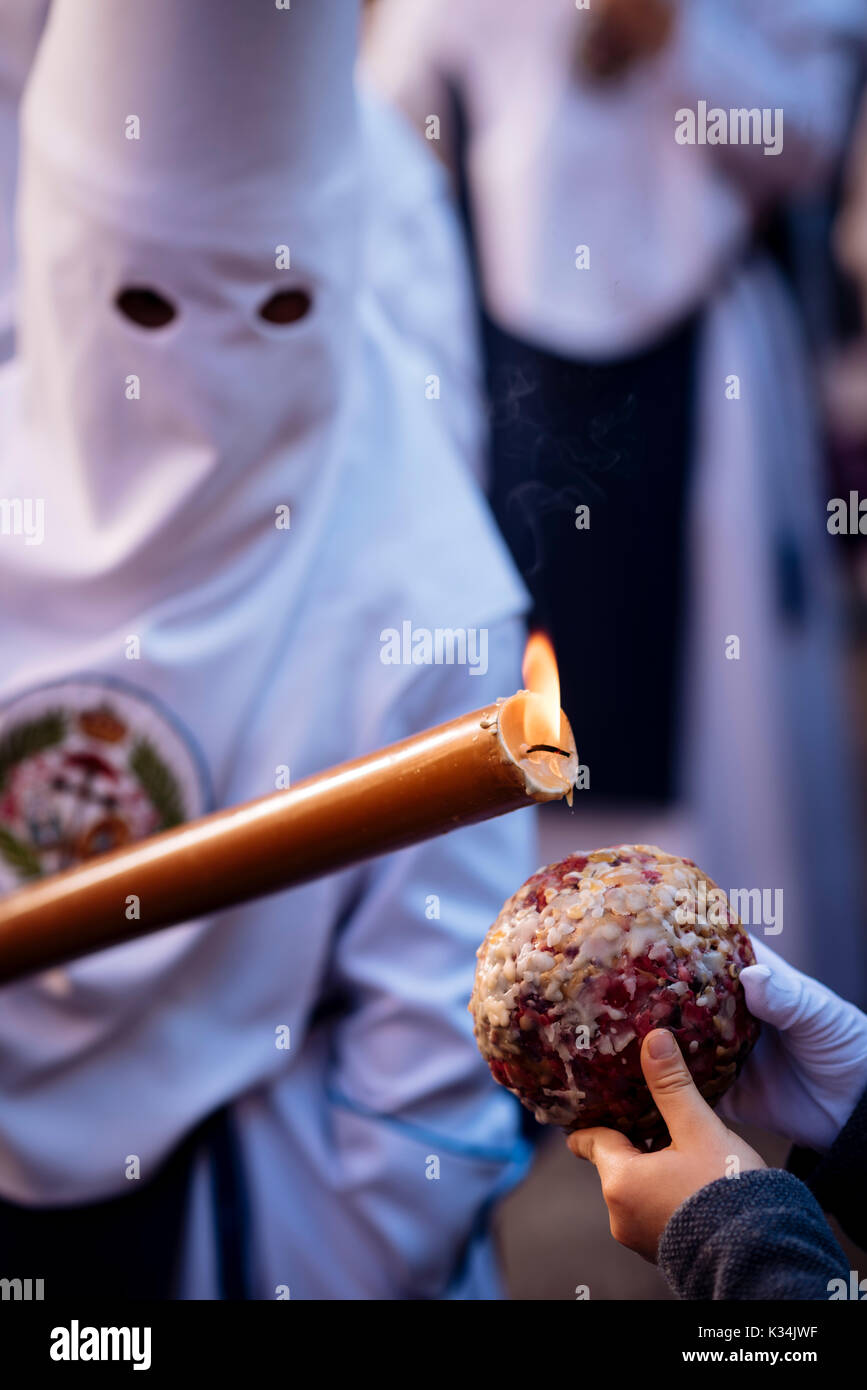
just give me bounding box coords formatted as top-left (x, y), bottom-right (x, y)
top-left (521, 632), bottom-right (561, 750)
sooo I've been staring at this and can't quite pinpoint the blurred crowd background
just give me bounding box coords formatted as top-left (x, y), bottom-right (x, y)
top-left (362, 0), bottom-right (867, 1297)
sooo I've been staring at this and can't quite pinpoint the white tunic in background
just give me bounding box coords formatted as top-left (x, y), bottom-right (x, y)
top-left (364, 0), bottom-right (865, 358)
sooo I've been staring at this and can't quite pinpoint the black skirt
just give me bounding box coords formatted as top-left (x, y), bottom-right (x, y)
top-left (0, 1105), bottom-right (250, 1300)
top-left (485, 312), bottom-right (701, 804)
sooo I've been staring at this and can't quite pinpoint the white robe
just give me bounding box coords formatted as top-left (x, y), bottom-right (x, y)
top-left (0, 0), bottom-right (534, 1298)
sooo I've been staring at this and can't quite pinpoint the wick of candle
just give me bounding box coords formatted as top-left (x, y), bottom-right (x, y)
top-left (524, 743), bottom-right (571, 758)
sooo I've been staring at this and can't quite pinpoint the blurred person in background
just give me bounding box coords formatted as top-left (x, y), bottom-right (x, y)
top-left (364, 0), bottom-right (867, 1002)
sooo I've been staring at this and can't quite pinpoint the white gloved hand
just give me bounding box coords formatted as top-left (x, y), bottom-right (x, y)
top-left (718, 938), bottom-right (867, 1153)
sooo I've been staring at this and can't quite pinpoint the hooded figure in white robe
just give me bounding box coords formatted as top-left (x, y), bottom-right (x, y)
top-left (0, 0), bottom-right (533, 1298)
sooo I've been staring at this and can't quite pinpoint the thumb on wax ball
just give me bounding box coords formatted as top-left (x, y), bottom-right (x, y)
top-left (640, 1028), bottom-right (722, 1145)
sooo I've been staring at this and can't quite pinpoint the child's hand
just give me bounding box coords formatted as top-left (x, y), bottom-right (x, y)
top-left (567, 1029), bottom-right (765, 1262)
top-left (718, 940), bottom-right (867, 1153)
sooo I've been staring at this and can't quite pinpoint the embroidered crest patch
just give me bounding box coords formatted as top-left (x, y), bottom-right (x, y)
top-left (0, 678), bottom-right (208, 890)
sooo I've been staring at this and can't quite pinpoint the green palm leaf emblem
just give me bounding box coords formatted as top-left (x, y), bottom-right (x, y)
top-left (0, 710), bottom-right (66, 793)
top-left (0, 711), bottom-right (67, 880)
top-left (0, 826), bottom-right (42, 879)
top-left (129, 738), bottom-right (185, 830)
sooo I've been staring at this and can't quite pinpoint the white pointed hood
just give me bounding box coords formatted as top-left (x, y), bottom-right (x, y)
top-left (10, 0), bottom-right (359, 609)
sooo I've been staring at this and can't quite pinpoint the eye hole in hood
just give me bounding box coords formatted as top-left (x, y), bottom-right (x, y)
top-left (258, 288), bottom-right (312, 325)
top-left (115, 287), bottom-right (178, 329)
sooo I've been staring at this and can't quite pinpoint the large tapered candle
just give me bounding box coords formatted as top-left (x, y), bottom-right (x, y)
top-left (0, 676), bottom-right (577, 984)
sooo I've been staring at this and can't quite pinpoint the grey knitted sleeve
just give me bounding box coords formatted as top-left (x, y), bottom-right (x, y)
top-left (657, 1168), bottom-right (851, 1300)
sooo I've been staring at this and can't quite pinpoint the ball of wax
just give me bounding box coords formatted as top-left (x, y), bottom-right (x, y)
top-left (470, 846), bottom-right (760, 1137)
